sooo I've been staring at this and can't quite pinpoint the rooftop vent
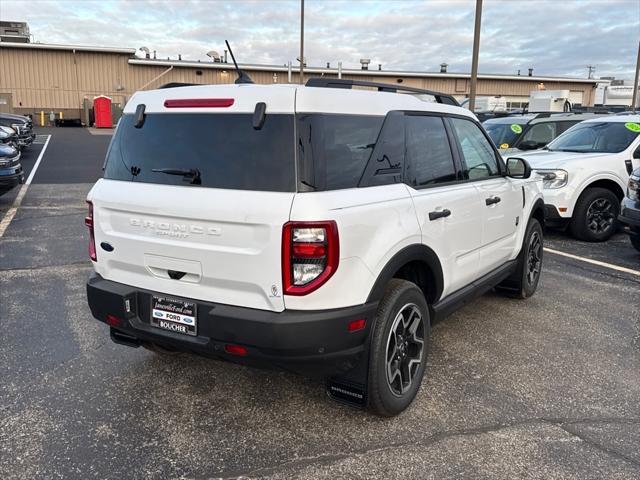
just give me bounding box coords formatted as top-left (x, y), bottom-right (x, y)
top-left (440, 63), bottom-right (448, 73)
top-left (207, 50), bottom-right (221, 62)
top-left (528, 68), bottom-right (534, 77)
top-left (360, 58), bottom-right (371, 70)
top-left (0, 21), bottom-right (30, 43)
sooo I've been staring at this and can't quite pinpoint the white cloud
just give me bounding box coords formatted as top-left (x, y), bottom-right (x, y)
top-left (1, 0), bottom-right (638, 79)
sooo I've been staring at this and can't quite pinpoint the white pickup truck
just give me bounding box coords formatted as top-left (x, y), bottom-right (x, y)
top-left (517, 115), bottom-right (640, 241)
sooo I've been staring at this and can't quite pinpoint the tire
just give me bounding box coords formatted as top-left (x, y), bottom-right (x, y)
top-left (498, 218), bottom-right (543, 299)
top-left (630, 232), bottom-right (640, 253)
top-left (367, 279), bottom-right (430, 417)
top-left (570, 188), bottom-right (620, 242)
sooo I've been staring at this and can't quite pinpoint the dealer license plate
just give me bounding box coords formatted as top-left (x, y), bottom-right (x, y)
top-left (150, 295), bottom-right (197, 336)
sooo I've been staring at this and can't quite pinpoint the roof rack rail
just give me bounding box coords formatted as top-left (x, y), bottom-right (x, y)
top-left (530, 112), bottom-right (579, 119)
top-left (305, 78), bottom-right (460, 106)
top-left (159, 82), bottom-right (201, 89)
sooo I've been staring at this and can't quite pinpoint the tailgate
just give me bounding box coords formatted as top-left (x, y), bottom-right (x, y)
top-left (89, 179), bottom-right (293, 312)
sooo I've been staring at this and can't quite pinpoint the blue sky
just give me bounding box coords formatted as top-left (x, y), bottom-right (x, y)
top-left (2, 0), bottom-right (639, 79)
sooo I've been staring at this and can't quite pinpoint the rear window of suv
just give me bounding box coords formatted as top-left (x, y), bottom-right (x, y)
top-left (104, 113), bottom-right (296, 192)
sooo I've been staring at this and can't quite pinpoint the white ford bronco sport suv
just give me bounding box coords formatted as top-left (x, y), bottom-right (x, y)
top-left (517, 115), bottom-right (640, 242)
top-left (86, 77), bottom-right (545, 416)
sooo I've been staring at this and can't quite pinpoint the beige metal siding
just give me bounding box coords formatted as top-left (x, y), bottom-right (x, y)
top-left (0, 48), bottom-right (131, 110)
top-left (0, 46), bottom-right (598, 116)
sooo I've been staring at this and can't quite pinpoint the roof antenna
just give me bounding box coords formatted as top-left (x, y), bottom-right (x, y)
top-left (224, 40), bottom-right (254, 84)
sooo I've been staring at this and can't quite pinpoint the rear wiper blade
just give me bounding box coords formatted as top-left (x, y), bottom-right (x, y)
top-left (152, 167), bottom-right (201, 185)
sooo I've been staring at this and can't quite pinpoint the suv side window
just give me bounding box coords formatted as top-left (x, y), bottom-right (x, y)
top-left (556, 121), bottom-right (579, 135)
top-left (358, 111), bottom-right (405, 188)
top-left (297, 114), bottom-right (384, 191)
top-left (404, 115), bottom-right (457, 187)
top-left (450, 117), bottom-right (501, 180)
top-left (521, 122), bottom-right (556, 146)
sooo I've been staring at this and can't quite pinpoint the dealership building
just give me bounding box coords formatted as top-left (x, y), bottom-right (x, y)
top-left (0, 25), bottom-right (602, 122)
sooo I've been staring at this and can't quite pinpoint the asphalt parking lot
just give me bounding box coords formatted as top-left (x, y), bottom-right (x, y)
top-left (1, 127), bottom-right (639, 479)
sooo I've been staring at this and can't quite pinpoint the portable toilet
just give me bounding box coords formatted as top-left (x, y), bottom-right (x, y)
top-left (93, 96), bottom-right (113, 128)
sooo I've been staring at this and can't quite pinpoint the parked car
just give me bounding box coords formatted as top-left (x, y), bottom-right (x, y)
top-left (619, 167), bottom-right (640, 252)
top-left (0, 113), bottom-right (35, 149)
top-left (484, 112), bottom-right (608, 155)
top-left (0, 125), bottom-right (19, 149)
top-left (0, 142), bottom-right (24, 196)
top-left (85, 79), bottom-right (545, 416)
top-left (517, 115), bottom-right (640, 241)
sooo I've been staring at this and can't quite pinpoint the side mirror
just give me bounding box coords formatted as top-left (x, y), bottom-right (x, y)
top-left (506, 157), bottom-right (532, 179)
top-left (633, 148), bottom-right (640, 160)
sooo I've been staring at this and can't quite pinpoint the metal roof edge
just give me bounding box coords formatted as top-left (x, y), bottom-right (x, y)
top-left (127, 58), bottom-right (600, 84)
top-left (0, 41), bottom-right (136, 54)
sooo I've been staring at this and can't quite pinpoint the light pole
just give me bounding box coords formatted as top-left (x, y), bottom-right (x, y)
top-left (299, 0), bottom-right (305, 85)
top-left (468, 0), bottom-right (483, 112)
top-left (632, 40), bottom-right (640, 110)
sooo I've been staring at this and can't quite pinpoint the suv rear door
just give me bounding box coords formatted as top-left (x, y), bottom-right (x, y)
top-left (88, 96), bottom-right (296, 312)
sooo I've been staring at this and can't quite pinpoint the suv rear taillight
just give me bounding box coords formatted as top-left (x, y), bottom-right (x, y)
top-left (85, 201), bottom-right (96, 261)
top-left (282, 221), bottom-right (339, 295)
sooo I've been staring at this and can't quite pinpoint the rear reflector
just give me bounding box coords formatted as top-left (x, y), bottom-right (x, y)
top-left (348, 319), bottom-right (366, 332)
top-left (105, 314), bottom-right (122, 327)
top-left (224, 344), bottom-right (248, 356)
top-left (164, 98), bottom-right (234, 108)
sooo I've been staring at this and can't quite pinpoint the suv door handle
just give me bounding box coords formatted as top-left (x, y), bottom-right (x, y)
top-left (485, 196), bottom-right (501, 206)
top-left (428, 209), bottom-right (451, 221)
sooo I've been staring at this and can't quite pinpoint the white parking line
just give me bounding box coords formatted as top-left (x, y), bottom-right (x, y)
top-left (25, 135), bottom-right (51, 185)
top-left (544, 247), bottom-right (640, 277)
top-left (0, 135), bottom-right (51, 238)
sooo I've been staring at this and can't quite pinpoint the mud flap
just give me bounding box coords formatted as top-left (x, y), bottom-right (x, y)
top-left (325, 342), bottom-right (371, 408)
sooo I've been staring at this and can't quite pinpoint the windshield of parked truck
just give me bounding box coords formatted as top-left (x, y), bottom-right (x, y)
top-left (547, 121), bottom-right (640, 153)
top-left (483, 121), bottom-right (527, 148)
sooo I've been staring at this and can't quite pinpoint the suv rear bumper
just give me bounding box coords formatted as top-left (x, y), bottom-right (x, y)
top-left (87, 273), bottom-right (378, 377)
